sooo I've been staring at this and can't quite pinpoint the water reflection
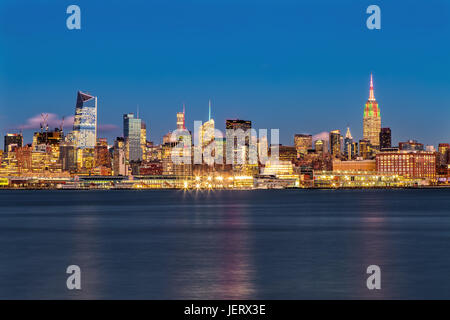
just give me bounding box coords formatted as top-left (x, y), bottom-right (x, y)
top-left (171, 194), bottom-right (255, 299)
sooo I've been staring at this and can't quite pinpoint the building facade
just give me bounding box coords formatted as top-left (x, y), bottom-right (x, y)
top-left (376, 151), bottom-right (437, 180)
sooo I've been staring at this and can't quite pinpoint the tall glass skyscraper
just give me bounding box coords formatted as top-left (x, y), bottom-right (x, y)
top-left (72, 91), bottom-right (97, 149)
top-left (123, 113), bottom-right (142, 162)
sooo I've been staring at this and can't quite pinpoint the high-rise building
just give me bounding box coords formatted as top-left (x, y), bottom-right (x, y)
top-left (344, 127), bottom-right (357, 160)
top-left (177, 105), bottom-right (185, 130)
top-left (94, 138), bottom-right (111, 169)
top-left (363, 74), bottom-right (381, 148)
top-left (123, 113), bottom-right (143, 162)
top-left (329, 130), bottom-right (341, 158)
top-left (60, 142), bottom-right (77, 172)
top-left (113, 137), bottom-right (128, 176)
top-left (141, 122), bottom-right (147, 161)
top-left (314, 139), bottom-right (325, 154)
top-left (438, 143), bottom-right (450, 165)
top-left (72, 91), bottom-right (97, 149)
top-left (4, 133), bottom-right (23, 152)
top-left (380, 127), bottom-right (391, 150)
top-left (225, 119), bottom-right (252, 164)
top-left (200, 101), bottom-right (215, 148)
top-left (294, 134), bottom-right (312, 157)
top-left (199, 101), bottom-right (215, 165)
top-left (359, 139), bottom-right (371, 160)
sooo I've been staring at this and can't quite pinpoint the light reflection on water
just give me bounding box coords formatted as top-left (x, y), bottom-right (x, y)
top-left (1, 189), bottom-right (450, 299)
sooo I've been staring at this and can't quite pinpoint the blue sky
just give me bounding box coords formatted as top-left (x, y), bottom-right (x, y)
top-left (0, 0), bottom-right (449, 148)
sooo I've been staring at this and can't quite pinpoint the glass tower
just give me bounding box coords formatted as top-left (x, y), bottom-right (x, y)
top-left (123, 113), bottom-right (142, 162)
top-left (72, 91), bottom-right (97, 149)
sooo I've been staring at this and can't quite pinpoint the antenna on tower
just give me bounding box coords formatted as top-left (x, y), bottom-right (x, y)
top-left (137, 104), bottom-right (139, 118)
top-left (60, 116), bottom-right (65, 132)
top-left (208, 99), bottom-right (211, 121)
top-left (182, 103), bottom-right (186, 129)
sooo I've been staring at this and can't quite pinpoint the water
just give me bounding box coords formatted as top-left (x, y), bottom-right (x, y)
top-left (0, 189), bottom-right (450, 299)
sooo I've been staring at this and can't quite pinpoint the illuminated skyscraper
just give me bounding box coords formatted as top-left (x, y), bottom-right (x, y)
top-left (177, 104), bottom-right (185, 130)
top-left (141, 122), bottom-right (147, 160)
top-left (294, 134), bottom-right (312, 157)
top-left (363, 74), bottom-right (381, 148)
top-left (200, 100), bottom-right (215, 151)
top-left (123, 113), bottom-right (142, 162)
top-left (344, 127), bottom-right (357, 160)
top-left (329, 130), bottom-right (341, 157)
top-left (438, 143), bottom-right (450, 165)
top-left (4, 133), bottom-right (23, 153)
top-left (72, 91), bottom-right (97, 149)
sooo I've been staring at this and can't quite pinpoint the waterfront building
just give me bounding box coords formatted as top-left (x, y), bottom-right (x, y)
top-left (4, 133), bottom-right (23, 153)
top-left (332, 159), bottom-right (376, 172)
top-left (72, 91), bottom-right (97, 149)
top-left (363, 74), bottom-right (381, 148)
top-left (123, 113), bottom-right (143, 162)
top-left (380, 128), bottom-right (391, 150)
top-left (294, 134), bottom-right (312, 157)
top-left (376, 150), bottom-right (437, 180)
top-left (313, 171), bottom-right (423, 188)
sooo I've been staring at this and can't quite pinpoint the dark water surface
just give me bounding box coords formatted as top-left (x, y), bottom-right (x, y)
top-left (1, 189), bottom-right (450, 299)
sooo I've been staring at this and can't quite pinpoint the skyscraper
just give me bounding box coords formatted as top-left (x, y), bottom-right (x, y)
top-left (177, 104), bottom-right (185, 130)
top-left (141, 122), bottom-right (147, 160)
top-left (344, 127), bottom-right (357, 160)
top-left (72, 91), bottom-right (97, 149)
top-left (329, 130), bottom-right (341, 158)
top-left (380, 128), bottom-right (391, 150)
top-left (123, 113), bottom-right (142, 162)
top-left (226, 119), bottom-right (252, 166)
top-left (363, 74), bottom-right (381, 148)
top-left (4, 133), bottom-right (23, 153)
top-left (438, 143), bottom-right (450, 165)
top-left (199, 100), bottom-right (215, 164)
top-left (294, 134), bottom-right (312, 157)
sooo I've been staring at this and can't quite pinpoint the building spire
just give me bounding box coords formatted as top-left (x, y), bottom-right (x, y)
top-left (208, 99), bottom-right (211, 121)
top-left (345, 126), bottom-right (353, 140)
top-left (369, 73), bottom-right (375, 101)
top-left (182, 103), bottom-right (186, 129)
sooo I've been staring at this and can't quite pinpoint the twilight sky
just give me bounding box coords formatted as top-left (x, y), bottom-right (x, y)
top-left (0, 0), bottom-right (449, 149)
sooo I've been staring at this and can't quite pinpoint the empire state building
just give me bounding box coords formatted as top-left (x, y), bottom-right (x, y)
top-left (363, 73), bottom-right (381, 147)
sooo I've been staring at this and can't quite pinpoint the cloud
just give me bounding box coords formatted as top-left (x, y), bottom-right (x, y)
top-left (14, 113), bottom-right (74, 130)
top-left (312, 131), bottom-right (330, 142)
top-left (14, 113), bottom-right (118, 133)
top-left (98, 124), bottom-right (119, 133)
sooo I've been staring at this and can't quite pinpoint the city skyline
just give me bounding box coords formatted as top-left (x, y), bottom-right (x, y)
top-left (0, 73), bottom-right (447, 152)
top-left (1, 0), bottom-right (449, 149)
